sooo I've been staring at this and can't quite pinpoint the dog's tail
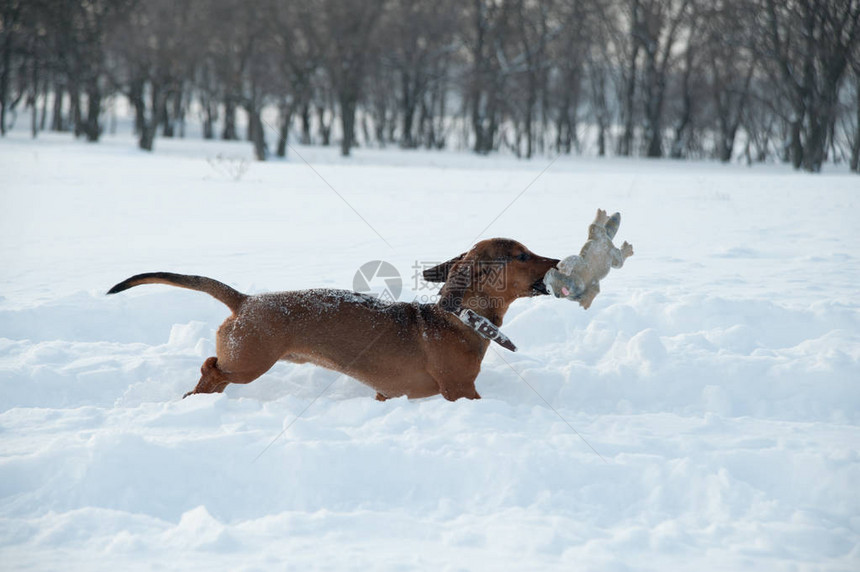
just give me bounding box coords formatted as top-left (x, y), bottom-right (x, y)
top-left (107, 272), bottom-right (247, 314)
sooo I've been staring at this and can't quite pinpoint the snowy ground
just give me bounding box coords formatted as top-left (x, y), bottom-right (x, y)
top-left (1, 130), bottom-right (859, 571)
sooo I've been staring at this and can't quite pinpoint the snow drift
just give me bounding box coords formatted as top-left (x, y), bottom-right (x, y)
top-left (1, 132), bottom-right (858, 571)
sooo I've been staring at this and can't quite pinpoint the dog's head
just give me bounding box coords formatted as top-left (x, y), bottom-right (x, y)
top-left (424, 238), bottom-right (559, 315)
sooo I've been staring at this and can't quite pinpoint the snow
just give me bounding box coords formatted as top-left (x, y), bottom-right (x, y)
top-left (1, 129), bottom-right (859, 571)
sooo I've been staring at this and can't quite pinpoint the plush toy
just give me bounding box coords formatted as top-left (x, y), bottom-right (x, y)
top-left (544, 209), bottom-right (634, 309)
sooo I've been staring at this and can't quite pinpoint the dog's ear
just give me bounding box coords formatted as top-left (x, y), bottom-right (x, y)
top-left (438, 256), bottom-right (474, 314)
top-left (423, 253), bottom-right (466, 283)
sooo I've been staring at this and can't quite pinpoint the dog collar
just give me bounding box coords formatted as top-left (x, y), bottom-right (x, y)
top-left (456, 308), bottom-right (517, 352)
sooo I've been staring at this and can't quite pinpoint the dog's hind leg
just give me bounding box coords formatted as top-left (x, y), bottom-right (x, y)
top-left (183, 356), bottom-right (273, 398)
top-left (184, 357), bottom-right (227, 397)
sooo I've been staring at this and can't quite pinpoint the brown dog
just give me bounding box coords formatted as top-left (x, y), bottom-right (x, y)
top-left (108, 239), bottom-right (559, 401)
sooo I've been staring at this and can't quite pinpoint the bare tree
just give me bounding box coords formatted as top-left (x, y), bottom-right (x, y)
top-left (604, 0), bottom-right (642, 157)
top-left (270, 0), bottom-right (318, 156)
top-left (507, 0), bottom-right (556, 158)
top-left (384, 0), bottom-right (459, 149)
top-left (301, 0), bottom-right (385, 157)
top-left (111, 0), bottom-right (193, 151)
top-left (761, 0), bottom-right (860, 172)
top-left (467, 0), bottom-right (512, 154)
top-left (0, 2), bottom-right (22, 135)
top-left (5, 0), bottom-right (857, 172)
top-left (850, 58), bottom-right (860, 171)
top-left (553, 0), bottom-right (595, 155)
top-left (698, 0), bottom-right (758, 162)
top-left (636, 0), bottom-right (691, 157)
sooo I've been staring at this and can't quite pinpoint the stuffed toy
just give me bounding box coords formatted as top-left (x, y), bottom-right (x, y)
top-left (544, 209), bottom-right (633, 309)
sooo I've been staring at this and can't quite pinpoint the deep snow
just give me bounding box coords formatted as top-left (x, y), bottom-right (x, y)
top-left (1, 130), bottom-right (859, 571)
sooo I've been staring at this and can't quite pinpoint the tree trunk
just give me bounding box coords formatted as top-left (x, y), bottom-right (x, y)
top-left (402, 106), bottom-right (415, 148)
top-left (71, 87), bottom-right (84, 137)
top-left (851, 77), bottom-right (860, 172)
top-left (202, 98), bottom-right (215, 140)
top-left (670, 45), bottom-right (695, 160)
top-left (139, 83), bottom-right (163, 152)
top-left (524, 75), bottom-right (536, 159)
top-left (161, 94), bottom-right (174, 138)
top-left (317, 104), bottom-right (331, 146)
top-left (802, 78), bottom-right (844, 172)
top-left (361, 113), bottom-right (371, 147)
top-left (433, 71), bottom-right (448, 149)
top-left (555, 103), bottom-right (571, 155)
top-left (802, 112), bottom-right (828, 172)
top-left (84, 83), bottom-right (101, 142)
top-left (39, 80), bottom-right (48, 131)
top-left (472, 93), bottom-right (486, 154)
top-left (51, 87), bottom-right (65, 131)
top-left (670, 107), bottom-right (691, 160)
top-left (222, 98), bottom-right (237, 140)
top-left (417, 97), bottom-right (430, 149)
top-left (589, 60), bottom-right (608, 157)
top-left (401, 70), bottom-right (416, 148)
top-left (471, 2), bottom-right (488, 154)
top-left (248, 106), bottom-right (266, 161)
top-left (30, 96), bottom-right (38, 138)
top-left (108, 96), bottom-right (117, 134)
top-left (29, 53), bottom-right (39, 138)
top-left (173, 90), bottom-right (185, 138)
top-left (422, 96), bottom-right (435, 149)
top-left (129, 77), bottom-right (145, 135)
top-left (618, 41), bottom-right (639, 156)
top-left (300, 103), bottom-right (311, 144)
top-left (619, 78), bottom-right (636, 155)
top-left (789, 116), bottom-right (803, 168)
top-left (374, 101), bottom-right (387, 147)
top-left (597, 122), bottom-right (606, 156)
top-left (718, 122), bottom-right (738, 163)
top-left (339, 94), bottom-right (357, 157)
top-left (0, 17), bottom-right (11, 136)
top-left (276, 100), bottom-right (292, 158)
top-left (643, 46), bottom-right (664, 158)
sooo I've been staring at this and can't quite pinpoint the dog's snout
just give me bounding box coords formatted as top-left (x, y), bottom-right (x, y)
top-left (534, 255), bottom-right (560, 270)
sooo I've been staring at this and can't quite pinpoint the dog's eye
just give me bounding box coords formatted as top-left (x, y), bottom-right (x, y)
top-left (516, 252), bottom-right (530, 262)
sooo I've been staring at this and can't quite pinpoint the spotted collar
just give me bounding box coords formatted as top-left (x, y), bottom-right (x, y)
top-left (455, 308), bottom-right (517, 352)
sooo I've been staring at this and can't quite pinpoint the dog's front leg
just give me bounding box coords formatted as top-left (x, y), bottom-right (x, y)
top-left (432, 369), bottom-right (482, 401)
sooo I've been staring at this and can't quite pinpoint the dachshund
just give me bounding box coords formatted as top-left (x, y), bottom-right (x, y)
top-left (107, 239), bottom-right (559, 401)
